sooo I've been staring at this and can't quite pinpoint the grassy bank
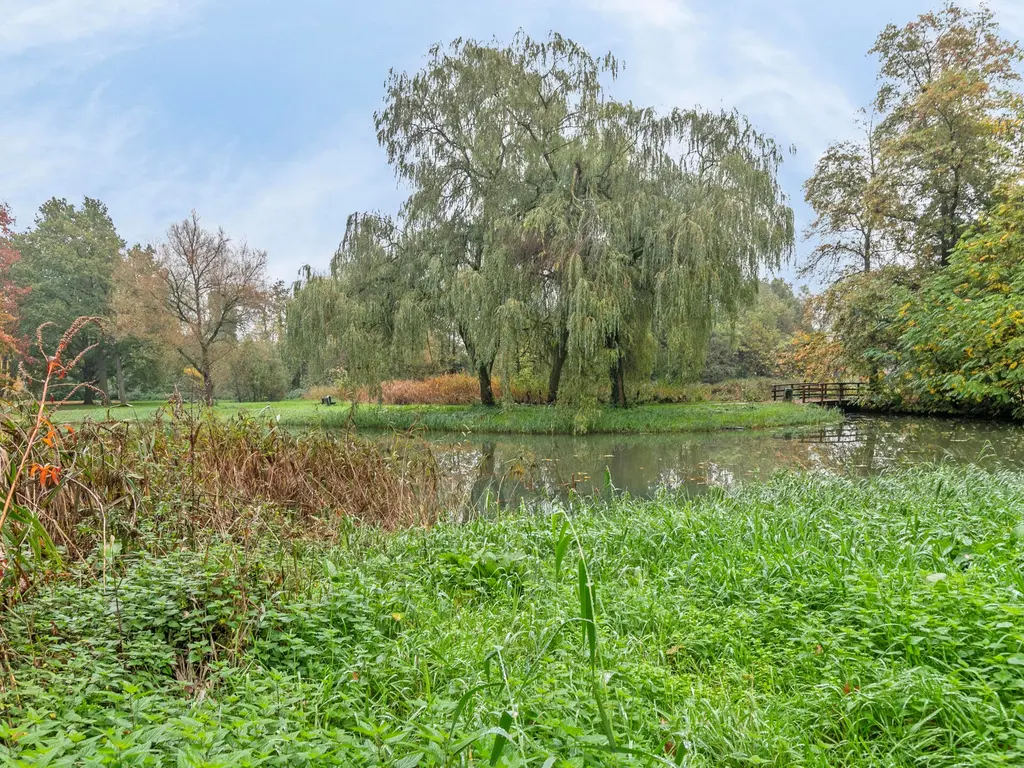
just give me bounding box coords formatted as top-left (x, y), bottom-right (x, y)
top-left (3, 467), bottom-right (1024, 765)
top-left (56, 399), bottom-right (839, 434)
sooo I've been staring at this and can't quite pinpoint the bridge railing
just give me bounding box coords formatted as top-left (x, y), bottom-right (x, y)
top-left (771, 381), bottom-right (867, 404)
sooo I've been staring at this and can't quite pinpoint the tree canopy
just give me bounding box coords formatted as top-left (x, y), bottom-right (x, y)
top-left (291, 32), bottom-right (793, 408)
top-left (870, 2), bottom-right (1024, 267)
top-left (11, 197), bottom-right (123, 403)
top-left (802, 113), bottom-right (892, 278)
top-left (803, 3), bottom-right (1023, 285)
top-left (790, 2), bottom-right (1024, 418)
top-left (152, 213), bottom-right (268, 405)
top-left (0, 202), bottom-right (26, 368)
top-left (895, 179), bottom-right (1024, 415)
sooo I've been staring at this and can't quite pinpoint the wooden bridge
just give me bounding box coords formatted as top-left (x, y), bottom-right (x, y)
top-left (771, 381), bottom-right (867, 407)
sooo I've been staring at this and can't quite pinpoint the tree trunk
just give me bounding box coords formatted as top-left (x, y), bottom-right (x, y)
top-left (96, 350), bottom-right (110, 406)
top-left (478, 363), bottom-right (495, 406)
top-left (468, 442), bottom-right (497, 519)
top-left (203, 372), bottom-right (214, 406)
top-left (547, 328), bottom-right (569, 404)
top-left (114, 349), bottom-right (127, 405)
top-left (939, 239), bottom-right (954, 268)
top-left (201, 348), bottom-right (214, 406)
top-left (609, 354), bottom-right (627, 408)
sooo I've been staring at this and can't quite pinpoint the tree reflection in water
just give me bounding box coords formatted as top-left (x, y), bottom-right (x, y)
top-left (421, 414), bottom-right (1024, 514)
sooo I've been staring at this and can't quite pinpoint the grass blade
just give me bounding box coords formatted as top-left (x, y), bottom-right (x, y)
top-left (490, 710), bottom-right (514, 766)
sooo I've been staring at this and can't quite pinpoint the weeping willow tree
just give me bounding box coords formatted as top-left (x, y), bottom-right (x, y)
top-left (516, 102), bottom-right (793, 406)
top-left (286, 213), bottom-right (427, 395)
top-left (295, 32), bottom-right (792, 406)
top-left (375, 32), bottom-right (619, 406)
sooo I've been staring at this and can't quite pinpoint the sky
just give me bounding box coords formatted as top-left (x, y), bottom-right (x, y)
top-left (2, 0), bottom-right (1022, 289)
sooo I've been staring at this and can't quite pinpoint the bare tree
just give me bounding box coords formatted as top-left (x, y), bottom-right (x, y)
top-left (158, 212), bottom-right (267, 404)
top-left (801, 113), bottom-right (896, 281)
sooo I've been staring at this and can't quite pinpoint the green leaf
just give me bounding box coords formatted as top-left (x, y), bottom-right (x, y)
top-left (394, 753), bottom-right (424, 768)
top-left (490, 711), bottom-right (514, 766)
top-left (578, 559), bottom-right (596, 665)
top-left (553, 519), bottom-right (570, 581)
top-left (322, 558), bottom-right (338, 579)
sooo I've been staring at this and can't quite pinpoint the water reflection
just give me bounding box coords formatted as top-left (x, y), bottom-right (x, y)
top-left (418, 414), bottom-right (1024, 511)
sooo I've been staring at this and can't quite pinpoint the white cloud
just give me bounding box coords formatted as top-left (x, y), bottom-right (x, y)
top-left (0, 0), bottom-right (193, 55)
top-left (0, 95), bottom-right (151, 214)
top-left (719, 28), bottom-right (860, 156)
top-left (0, 0), bottom-right (384, 280)
top-left (0, 93), bottom-right (392, 281)
top-left (580, 0), bottom-right (858, 165)
top-left (180, 139), bottom-right (398, 282)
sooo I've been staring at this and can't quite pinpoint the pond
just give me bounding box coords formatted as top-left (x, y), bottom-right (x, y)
top-left (420, 413), bottom-right (1024, 512)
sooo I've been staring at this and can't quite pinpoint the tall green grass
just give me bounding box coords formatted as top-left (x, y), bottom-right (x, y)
top-left (57, 400), bottom-right (840, 435)
top-left (3, 467), bottom-right (1023, 765)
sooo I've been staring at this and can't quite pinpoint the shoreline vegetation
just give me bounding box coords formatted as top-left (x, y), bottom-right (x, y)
top-left (3, 466), bottom-right (1023, 764)
top-left (54, 399), bottom-right (841, 435)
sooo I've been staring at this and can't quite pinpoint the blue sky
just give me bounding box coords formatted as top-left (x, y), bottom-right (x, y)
top-left (2, 0), bottom-right (1021, 287)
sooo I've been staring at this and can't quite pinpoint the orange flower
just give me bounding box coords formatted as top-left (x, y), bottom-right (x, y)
top-left (28, 463), bottom-right (62, 490)
top-left (39, 421), bottom-right (58, 448)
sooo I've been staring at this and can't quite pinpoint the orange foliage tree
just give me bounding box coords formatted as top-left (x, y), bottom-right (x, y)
top-left (0, 202), bottom-right (28, 372)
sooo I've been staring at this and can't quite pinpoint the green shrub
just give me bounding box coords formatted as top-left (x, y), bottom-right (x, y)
top-left (224, 339), bottom-right (290, 402)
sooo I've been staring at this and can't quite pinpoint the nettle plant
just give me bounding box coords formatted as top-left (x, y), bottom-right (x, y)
top-left (0, 317), bottom-right (101, 597)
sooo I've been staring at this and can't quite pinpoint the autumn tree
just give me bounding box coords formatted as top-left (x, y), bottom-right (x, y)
top-left (896, 180), bottom-right (1024, 414)
top-left (155, 212), bottom-right (267, 405)
top-left (11, 197), bottom-right (123, 404)
top-left (0, 202), bottom-right (28, 375)
top-left (107, 244), bottom-right (174, 404)
top-left (870, 2), bottom-right (1024, 267)
top-left (803, 4), bottom-right (1023, 286)
top-left (796, 2), bottom-right (1024, 406)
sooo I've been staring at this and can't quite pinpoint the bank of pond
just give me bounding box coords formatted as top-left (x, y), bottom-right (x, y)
top-left (57, 399), bottom-right (841, 435)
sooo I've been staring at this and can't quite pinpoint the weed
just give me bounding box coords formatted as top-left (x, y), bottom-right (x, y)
top-left (0, 318), bottom-right (102, 596)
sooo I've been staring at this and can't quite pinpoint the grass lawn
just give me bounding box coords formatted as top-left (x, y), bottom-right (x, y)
top-left (3, 467), bottom-right (1023, 764)
top-left (55, 398), bottom-right (840, 434)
